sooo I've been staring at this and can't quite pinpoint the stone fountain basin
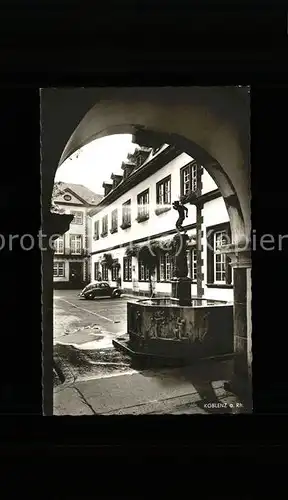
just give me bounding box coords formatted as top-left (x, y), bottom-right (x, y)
top-left (113, 297), bottom-right (233, 363)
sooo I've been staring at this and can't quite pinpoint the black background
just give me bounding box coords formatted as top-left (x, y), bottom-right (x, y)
top-left (0, 3), bottom-right (287, 463)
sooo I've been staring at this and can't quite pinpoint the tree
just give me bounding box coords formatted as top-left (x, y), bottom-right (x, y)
top-left (125, 244), bottom-right (140, 258)
top-left (101, 253), bottom-right (114, 269)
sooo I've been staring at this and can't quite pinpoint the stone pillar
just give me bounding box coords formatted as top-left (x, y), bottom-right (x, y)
top-left (246, 266), bottom-right (252, 380)
top-left (42, 212), bottom-right (73, 416)
top-left (220, 244), bottom-right (252, 408)
top-left (42, 244), bottom-right (54, 416)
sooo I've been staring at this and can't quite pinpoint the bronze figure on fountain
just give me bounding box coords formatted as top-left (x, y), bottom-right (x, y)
top-left (172, 200), bottom-right (188, 232)
top-left (171, 200), bottom-right (192, 305)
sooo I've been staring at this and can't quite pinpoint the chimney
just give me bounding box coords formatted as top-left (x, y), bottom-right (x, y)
top-left (121, 161), bottom-right (135, 180)
top-left (111, 173), bottom-right (123, 189)
top-left (102, 182), bottom-right (113, 196)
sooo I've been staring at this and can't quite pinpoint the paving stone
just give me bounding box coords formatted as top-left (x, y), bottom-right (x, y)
top-left (53, 387), bottom-right (94, 416)
top-left (75, 371), bottom-right (200, 414)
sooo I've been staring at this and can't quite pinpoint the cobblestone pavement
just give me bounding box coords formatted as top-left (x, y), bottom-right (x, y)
top-left (53, 290), bottom-right (246, 415)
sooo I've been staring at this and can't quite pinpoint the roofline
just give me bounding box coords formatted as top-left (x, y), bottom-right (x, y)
top-left (53, 185), bottom-right (103, 206)
top-left (88, 145), bottom-right (181, 217)
top-left (53, 201), bottom-right (101, 208)
top-left (62, 187), bottom-right (90, 205)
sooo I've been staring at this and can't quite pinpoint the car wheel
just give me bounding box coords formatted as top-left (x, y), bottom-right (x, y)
top-left (85, 294), bottom-right (93, 300)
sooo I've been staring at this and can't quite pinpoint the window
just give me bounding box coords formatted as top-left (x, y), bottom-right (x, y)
top-left (70, 235), bottom-right (82, 254)
top-left (121, 200), bottom-right (131, 228)
top-left (112, 265), bottom-right (119, 281)
top-left (94, 261), bottom-right (100, 280)
top-left (138, 261), bottom-right (150, 281)
top-left (159, 253), bottom-right (172, 282)
top-left (102, 263), bottom-right (109, 281)
top-left (123, 256), bottom-right (132, 281)
top-left (180, 161), bottom-right (198, 196)
top-left (86, 284), bottom-right (95, 291)
top-left (53, 262), bottom-right (65, 277)
top-left (206, 223), bottom-right (232, 287)
top-left (187, 248), bottom-right (197, 281)
top-left (214, 231), bottom-right (227, 283)
top-left (101, 215), bottom-right (108, 237)
top-left (70, 210), bottom-right (83, 225)
top-left (156, 176), bottom-right (171, 205)
top-left (111, 209), bottom-right (118, 233)
top-left (137, 189), bottom-right (149, 220)
top-left (54, 236), bottom-right (64, 254)
top-left (94, 221), bottom-right (99, 240)
top-left (99, 282), bottom-right (109, 289)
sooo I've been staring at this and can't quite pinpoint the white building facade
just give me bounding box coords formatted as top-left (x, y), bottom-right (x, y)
top-left (52, 182), bottom-right (103, 288)
top-left (89, 145), bottom-right (233, 302)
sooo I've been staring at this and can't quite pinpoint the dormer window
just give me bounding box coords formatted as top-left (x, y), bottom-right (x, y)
top-left (63, 194), bottom-right (72, 201)
top-left (121, 162), bottom-right (135, 180)
top-left (102, 182), bottom-right (113, 197)
top-left (111, 174), bottom-right (123, 189)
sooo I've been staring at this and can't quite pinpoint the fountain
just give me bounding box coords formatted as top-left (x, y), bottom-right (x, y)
top-left (113, 232), bottom-right (233, 365)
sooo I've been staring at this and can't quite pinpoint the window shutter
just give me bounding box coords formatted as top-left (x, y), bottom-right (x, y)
top-left (226, 257), bottom-right (232, 284)
top-left (156, 253), bottom-right (161, 282)
top-left (123, 257), bottom-right (126, 281)
top-left (180, 169), bottom-right (184, 196)
top-left (226, 222), bottom-right (232, 284)
top-left (206, 229), bottom-right (214, 284)
top-left (129, 257), bottom-right (132, 281)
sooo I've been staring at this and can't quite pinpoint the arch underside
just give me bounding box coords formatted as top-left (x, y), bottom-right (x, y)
top-left (44, 87), bottom-right (250, 243)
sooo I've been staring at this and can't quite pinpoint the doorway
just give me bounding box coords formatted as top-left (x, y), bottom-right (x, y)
top-left (69, 262), bottom-right (83, 289)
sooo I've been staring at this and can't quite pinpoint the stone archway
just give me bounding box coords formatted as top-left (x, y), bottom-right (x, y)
top-left (41, 87), bottom-right (251, 415)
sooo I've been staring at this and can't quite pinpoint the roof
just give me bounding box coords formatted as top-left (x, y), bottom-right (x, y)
top-left (88, 144), bottom-right (180, 217)
top-left (53, 182), bottom-right (103, 205)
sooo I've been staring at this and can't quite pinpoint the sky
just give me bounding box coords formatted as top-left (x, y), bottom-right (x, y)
top-left (55, 134), bottom-right (137, 195)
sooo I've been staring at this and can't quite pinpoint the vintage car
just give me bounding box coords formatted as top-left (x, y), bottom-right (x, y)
top-left (79, 281), bottom-right (122, 300)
